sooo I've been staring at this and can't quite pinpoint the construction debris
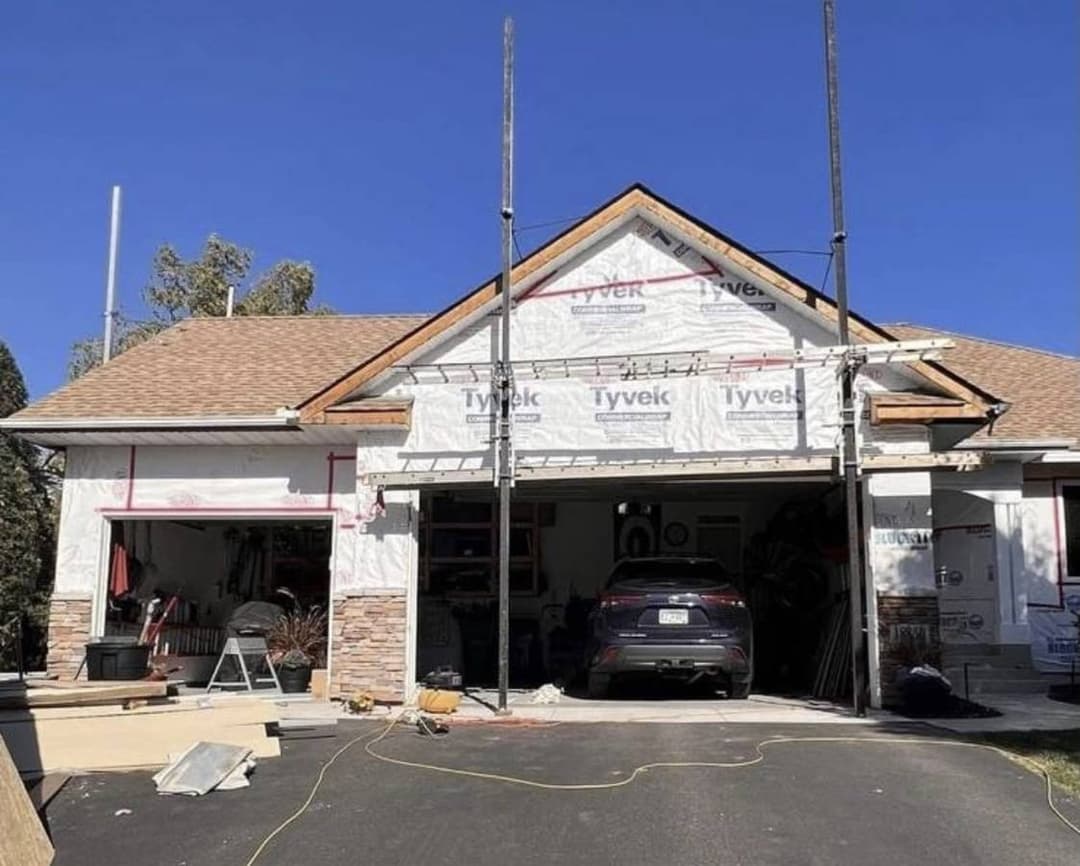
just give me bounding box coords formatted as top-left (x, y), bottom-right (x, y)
top-left (528, 683), bottom-right (563, 705)
top-left (152, 742), bottom-right (256, 796)
top-left (0, 679), bottom-right (168, 711)
top-left (0, 697), bottom-right (279, 776)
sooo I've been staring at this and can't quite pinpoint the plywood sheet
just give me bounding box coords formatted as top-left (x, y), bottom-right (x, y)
top-left (0, 737), bottom-right (53, 866)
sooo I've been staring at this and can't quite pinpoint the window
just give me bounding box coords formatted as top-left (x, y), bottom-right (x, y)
top-left (1063, 485), bottom-right (1080, 581)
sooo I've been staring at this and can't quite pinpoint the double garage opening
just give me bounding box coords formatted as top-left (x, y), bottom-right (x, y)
top-left (416, 478), bottom-right (856, 699)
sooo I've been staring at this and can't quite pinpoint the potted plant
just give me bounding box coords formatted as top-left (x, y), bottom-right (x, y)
top-left (268, 608), bottom-right (327, 694)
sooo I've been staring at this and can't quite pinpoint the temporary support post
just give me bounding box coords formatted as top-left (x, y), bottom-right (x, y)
top-left (824, 0), bottom-right (866, 716)
top-left (102, 185), bottom-right (122, 363)
top-left (495, 16), bottom-right (515, 714)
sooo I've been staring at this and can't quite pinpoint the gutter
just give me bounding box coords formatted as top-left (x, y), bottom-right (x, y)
top-left (0, 409), bottom-right (301, 432)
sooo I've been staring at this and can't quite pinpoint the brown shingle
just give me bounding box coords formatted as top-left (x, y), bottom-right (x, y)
top-left (11, 315), bottom-right (427, 420)
top-left (886, 324), bottom-right (1080, 446)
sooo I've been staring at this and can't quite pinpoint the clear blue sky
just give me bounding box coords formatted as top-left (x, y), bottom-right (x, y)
top-left (2, 1), bottom-right (1076, 400)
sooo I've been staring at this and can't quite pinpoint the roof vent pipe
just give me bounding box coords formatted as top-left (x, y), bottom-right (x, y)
top-left (226, 285), bottom-right (235, 317)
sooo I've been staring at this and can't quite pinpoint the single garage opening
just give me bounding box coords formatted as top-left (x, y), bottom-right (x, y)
top-left (101, 518), bottom-right (332, 687)
top-left (415, 481), bottom-right (852, 698)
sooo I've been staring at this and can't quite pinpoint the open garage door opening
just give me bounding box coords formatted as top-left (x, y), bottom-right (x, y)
top-left (101, 518), bottom-right (332, 688)
top-left (415, 481), bottom-right (853, 699)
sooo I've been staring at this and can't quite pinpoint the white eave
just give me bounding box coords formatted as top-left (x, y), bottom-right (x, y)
top-left (0, 410), bottom-right (301, 432)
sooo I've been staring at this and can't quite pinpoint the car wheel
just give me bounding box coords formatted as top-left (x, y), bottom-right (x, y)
top-left (587, 672), bottom-right (611, 699)
top-left (728, 679), bottom-right (751, 700)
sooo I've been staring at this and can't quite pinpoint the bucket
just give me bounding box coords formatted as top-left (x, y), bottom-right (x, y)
top-left (85, 638), bottom-right (151, 681)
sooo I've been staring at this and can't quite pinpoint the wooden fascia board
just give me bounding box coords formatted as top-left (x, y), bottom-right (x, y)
top-left (869, 401), bottom-right (986, 425)
top-left (296, 188), bottom-right (643, 422)
top-left (313, 405), bottom-right (412, 427)
top-left (631, 193), bottom-right (996, 413)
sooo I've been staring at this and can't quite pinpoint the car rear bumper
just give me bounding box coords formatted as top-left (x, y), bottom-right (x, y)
top-left (591, 643), bottom-right (750, 678)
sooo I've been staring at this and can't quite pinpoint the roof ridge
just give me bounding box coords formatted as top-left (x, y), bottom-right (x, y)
top-left (886, 322), bottom-right (1080, 363)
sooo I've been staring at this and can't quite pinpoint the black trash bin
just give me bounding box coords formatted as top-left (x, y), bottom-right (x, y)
top-left (85, 638), bottom-right (151, 681)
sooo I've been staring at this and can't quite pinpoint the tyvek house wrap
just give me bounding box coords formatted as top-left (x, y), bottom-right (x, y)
top-left (382, 216), bottom-right (927, 460)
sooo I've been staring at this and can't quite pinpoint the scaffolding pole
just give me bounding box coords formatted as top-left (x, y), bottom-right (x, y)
top-left (495, 16), bottom-right (515, 714)
top-left (824, 0), bottom-right (866, 716)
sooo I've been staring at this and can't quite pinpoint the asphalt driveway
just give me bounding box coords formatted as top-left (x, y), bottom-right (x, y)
top-left (44, 720), bottom-right (1080, 866)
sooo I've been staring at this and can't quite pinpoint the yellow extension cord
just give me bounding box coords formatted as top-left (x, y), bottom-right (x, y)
top-left (243, 714), bottom-right (1080, 866)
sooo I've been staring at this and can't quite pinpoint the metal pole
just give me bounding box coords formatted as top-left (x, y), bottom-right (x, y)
top-left (102, 185), bottom-right (122, 362)
top-left (496, 16), bottom-right (515, 714)
top-left (823, 0), bottom-right (866, 716)
top-left (226, 285), bottom-right (235, 317)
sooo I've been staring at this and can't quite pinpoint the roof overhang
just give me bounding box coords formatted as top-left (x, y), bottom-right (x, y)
top-left (868, 393), bottom-right (991, 425)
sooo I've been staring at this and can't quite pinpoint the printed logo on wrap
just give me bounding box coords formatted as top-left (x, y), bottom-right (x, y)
top-left (699, 279), bottom-right (778, 317)
top-left (589, 384), bottom-right (674, 446)
top-left (459, 386), bottom-right (543, 446)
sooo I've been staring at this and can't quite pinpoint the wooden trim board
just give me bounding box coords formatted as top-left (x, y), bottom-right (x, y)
top-left (0, 737), bottom-right (53, 866)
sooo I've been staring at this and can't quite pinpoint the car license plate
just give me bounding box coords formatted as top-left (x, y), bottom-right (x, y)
top-left (658, 608), bottom-right (689, 625)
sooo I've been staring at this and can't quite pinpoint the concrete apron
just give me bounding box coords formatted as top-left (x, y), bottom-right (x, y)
top-left (451, 691), bottom-right (882, 725)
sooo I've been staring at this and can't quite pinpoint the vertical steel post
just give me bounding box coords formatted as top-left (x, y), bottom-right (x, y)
top-left (102, 185), bottom-right (122, 362)
top-left (496, 17), bottom-right (515, 714)
top-left (824, 0), bottom-right (866, 716)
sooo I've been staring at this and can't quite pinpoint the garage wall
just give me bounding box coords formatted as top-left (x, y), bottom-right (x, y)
top-left (54, 444), bottom-right (355, 604)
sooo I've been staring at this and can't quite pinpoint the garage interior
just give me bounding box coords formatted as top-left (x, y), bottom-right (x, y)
top-left (415, 480), bottom-right (854, 698)
top-left (102, 518), bottom-right (332, 685)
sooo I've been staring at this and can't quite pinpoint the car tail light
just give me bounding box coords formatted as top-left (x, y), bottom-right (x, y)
top-left (598, 593), bottom-right (639, 610)
top-left (701, 591), bottom-right (746, 608)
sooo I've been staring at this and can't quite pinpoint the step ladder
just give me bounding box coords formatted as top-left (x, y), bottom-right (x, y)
top-left (205, 636), bottom-right (282, 693)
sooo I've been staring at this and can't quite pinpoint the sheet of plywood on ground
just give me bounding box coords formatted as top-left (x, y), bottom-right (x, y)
top-left (0, 681), bottom-right (168, 710)
top-left (296, 188), bottom-right (640, 421)
top-left (0, 737), bottom-right (53, 866)
top-left (0, 700), bottom-right (279, 775)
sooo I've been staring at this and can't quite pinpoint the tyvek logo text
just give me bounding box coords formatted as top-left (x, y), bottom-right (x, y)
top-left (570, 276), bottom-right (646, 316)
top-left (591, 386), bottom-right (672, 423)
top-left (720, 383), bottom-right (804, 421)
top-left (700, 280), bottom-right (777, 313)
top-left (461, 387), bottom-right (541, 424)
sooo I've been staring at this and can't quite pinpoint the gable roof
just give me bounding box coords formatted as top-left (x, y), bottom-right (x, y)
top-left (885, 324), bottom-right (1080, 447)
top-left (295, 184), bottom-right (998, 421)
top-left (9, 315), bottom-right (426, 421)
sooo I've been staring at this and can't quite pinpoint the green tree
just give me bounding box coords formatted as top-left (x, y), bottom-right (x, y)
top-left (0, 341), bottom-right (55, 670)
top-left (69, 235), bottom-right (330, 379)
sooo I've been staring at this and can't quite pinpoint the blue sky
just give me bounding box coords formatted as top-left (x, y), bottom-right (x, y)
top-left (1, 1), bottom-right (1075, 400)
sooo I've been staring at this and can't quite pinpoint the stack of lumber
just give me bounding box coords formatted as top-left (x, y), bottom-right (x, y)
top-left (0, 681), bottom-right (279, 777)
top-left (812, 597), bottom-right (852, 700)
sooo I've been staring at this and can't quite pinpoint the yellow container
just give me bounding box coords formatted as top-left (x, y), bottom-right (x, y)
top-left (416, 688), bottom-right (461, 714)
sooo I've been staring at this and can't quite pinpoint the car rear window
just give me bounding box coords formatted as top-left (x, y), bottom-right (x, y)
top-left (607, 560), bottom-right (729, 591)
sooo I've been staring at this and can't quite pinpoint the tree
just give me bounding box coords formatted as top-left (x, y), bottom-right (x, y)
top-left (69, 235), bottom-right (331, 379)
top-left (0, 341), bottom-right (55, 670)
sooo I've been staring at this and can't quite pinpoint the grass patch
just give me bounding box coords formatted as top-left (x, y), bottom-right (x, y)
top-left (976, 729), bottom-right (1080, 796)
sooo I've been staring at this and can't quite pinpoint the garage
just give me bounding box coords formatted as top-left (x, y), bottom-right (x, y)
top-left (100, 517), bottom-right (332, 688)
top-left (415, 479), bottom-right (853, 699)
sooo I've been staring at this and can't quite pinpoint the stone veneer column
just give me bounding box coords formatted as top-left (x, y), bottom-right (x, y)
top-left (330, 590), bottom-right (408, 701)
top-left (46, 593), bottom-right (94, 680)
top-left (875, 595), bottom-right (941, 706)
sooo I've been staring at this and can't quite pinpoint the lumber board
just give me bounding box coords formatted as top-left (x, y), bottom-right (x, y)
top-left (1, 711), bottom-right (279, 774)
top-left (0, 681), bottom-right (167, 710)
top-left (0, 737), bottom-right (53, 866)
top-left (0, 697), bottom-right (276, 724)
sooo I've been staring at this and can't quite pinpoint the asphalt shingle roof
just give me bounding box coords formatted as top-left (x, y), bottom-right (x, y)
top-left (886, 323), bottom-right (1080, 446)
top-left (11, 315), bottom-right (427, 420)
